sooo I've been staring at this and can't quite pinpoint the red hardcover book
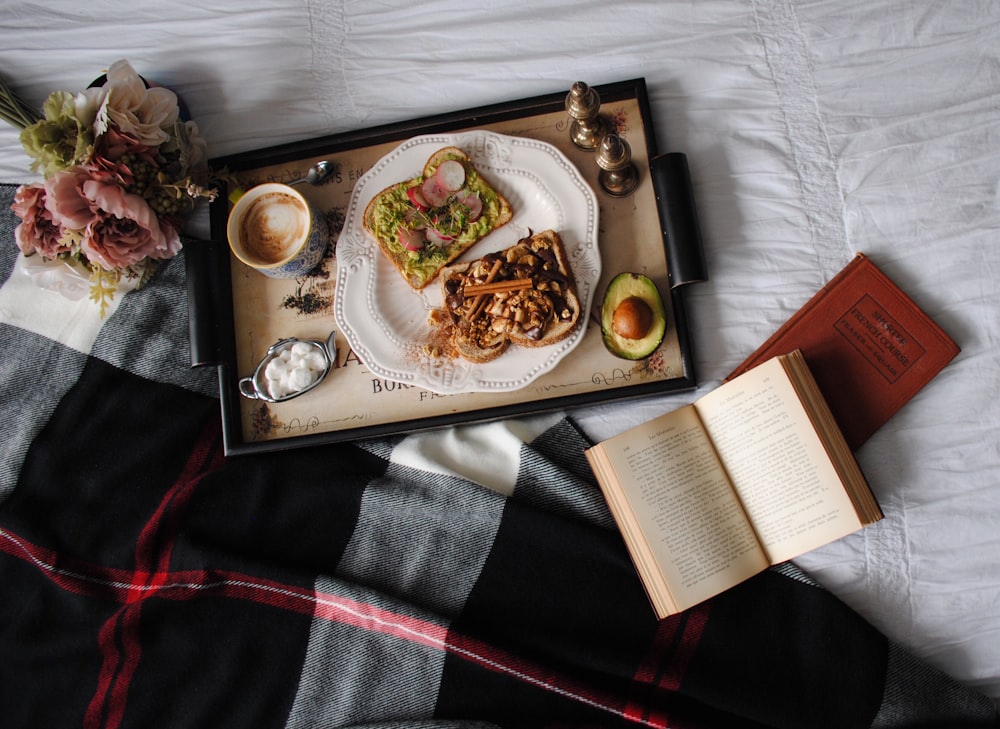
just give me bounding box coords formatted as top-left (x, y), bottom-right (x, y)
top-left (725, 254), bottom-right (960, 450)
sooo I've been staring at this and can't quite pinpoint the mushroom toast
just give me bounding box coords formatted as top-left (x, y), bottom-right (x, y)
top-left (362, 146), bottom-right (513, 290)
top-left (433, 229), bottom-right (582, 363)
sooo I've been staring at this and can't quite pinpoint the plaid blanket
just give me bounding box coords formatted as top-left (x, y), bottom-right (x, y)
top-left (1, 183), bottom-right (996, 728)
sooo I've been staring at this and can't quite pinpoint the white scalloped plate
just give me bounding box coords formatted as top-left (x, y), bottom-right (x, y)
top-left (334, 131), bottom-right (600, 394)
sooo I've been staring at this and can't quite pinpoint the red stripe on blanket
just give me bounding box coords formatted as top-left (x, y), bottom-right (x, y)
top-left (312, 591), bottom-right (449, 646)
top-left (85, 418), bottom-right (226, 729)
top-left (1, 522), bottom-right (681, 728)
top-left (624, 604), bottom-right (712, 726)
top-left (658, 605), bottom-right (709, 692)
top-left (442, 629), bottom-right (673, 728)
top-left (88, 606), bottom-right (143, 729)
top-left (1, 411), bottom-right (674, 728)
top-left (4, 526), bottom-right (662, 725)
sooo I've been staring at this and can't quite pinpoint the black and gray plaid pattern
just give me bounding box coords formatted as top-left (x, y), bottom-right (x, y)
top-left (1, 183), bottom-right (996, 728)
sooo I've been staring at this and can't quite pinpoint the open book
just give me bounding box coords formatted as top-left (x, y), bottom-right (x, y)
top-left (585, 350), bottom-right (883, 619)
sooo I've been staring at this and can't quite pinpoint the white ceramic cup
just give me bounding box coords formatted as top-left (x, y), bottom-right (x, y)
top-left (227, 183), bottom-right (329, 278)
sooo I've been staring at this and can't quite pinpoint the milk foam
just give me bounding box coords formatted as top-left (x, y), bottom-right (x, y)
top-left (241, 191), bottom-right (309, 264)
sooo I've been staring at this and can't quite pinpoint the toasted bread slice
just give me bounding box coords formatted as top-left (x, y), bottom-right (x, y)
top-left (505, 229), bottom-right (581, 349)
top-left (438, 263), bottom-right (511, 363)
top-left (363, 146), bottom-right (513, 290)
top-left (438, 229), bottom-right (582, 362)
top-left (452, 317), bottom-right (511, 363)
top-left (423, 146), bottom-right (467, 178)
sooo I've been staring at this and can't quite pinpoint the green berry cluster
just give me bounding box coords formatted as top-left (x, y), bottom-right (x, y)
top-left (120, 153), bottom-right (157, 193)
top-left (146, 182), bottom-right (191, 217)
top-left (118, 152), bottom-right (193, 218)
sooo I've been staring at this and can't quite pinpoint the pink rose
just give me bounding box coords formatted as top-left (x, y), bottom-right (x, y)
top-left (44, 167), bottom-right (100, 230)
top-left (92, 126), bottom-right (159, 186)
top-left (11, 183), bottom-right (72, 259)
top-left (78, 179), bottom-right (180, 270)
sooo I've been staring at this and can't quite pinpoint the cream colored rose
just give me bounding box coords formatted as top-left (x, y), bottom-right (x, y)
top-left (94, 59), bottom-right (179, 147)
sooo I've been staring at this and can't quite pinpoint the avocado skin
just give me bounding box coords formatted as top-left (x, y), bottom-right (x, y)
top-left (600, 272), bottom-right (667, 360)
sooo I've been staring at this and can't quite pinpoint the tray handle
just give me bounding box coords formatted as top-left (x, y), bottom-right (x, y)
top-left (650, 152), bottom-right (708, 289)
top-left (184, 235), bottom-right (227, 367)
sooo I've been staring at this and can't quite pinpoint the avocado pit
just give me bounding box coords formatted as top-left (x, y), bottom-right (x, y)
top-left (612, 296), bottom-right (653, 340)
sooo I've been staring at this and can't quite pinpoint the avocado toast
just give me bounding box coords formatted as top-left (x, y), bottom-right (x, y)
top-left (363, 146), bottom-right (513, 290)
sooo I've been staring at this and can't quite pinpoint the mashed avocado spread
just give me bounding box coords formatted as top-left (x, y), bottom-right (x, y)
top-left (369, 155), bottom-right (504, 284)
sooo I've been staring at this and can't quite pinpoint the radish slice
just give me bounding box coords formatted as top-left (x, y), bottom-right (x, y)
top-left (425, 227), bottom-right (455, 246)
top-left (403, 208), bottom-right (426, 229)
top-left (406, 185), bottom-right (429, 211)
top-left (421, 176), bottom-right (450, 207)
top-left (457, 192), bottom-right (483, 222)
top-left (397, 227), bottom-right (426, 251)
top-left (435, 159), bottom-right (467, 192)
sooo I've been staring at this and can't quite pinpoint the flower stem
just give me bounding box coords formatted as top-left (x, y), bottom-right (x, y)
top-left (0, 73), bottom-right (42, 129)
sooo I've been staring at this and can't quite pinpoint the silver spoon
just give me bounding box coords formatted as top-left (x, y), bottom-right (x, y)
top-left (289, 160), bottom-right (335, 187)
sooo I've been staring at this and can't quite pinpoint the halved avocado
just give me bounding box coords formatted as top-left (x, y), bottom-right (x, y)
top-left (600, 272), bottom-right (667, 360)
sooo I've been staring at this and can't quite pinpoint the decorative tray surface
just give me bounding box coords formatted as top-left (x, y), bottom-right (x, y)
top-left (335, 131), bottom-right (600, 394)
top-left (191, 78), bottom-right (700, 455)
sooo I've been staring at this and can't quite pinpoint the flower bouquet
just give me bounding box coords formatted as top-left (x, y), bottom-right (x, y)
top-left (2, 60), bottom-right (216, 314)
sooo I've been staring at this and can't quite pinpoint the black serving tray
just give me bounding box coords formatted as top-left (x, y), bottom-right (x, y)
top-left (188, 78), bottom-right (704, 455)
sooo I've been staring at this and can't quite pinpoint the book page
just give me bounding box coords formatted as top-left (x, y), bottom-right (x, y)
top-left (695, 357), bottom-right (864, 563)
top-left (587, 405), bottom-right (769, 612)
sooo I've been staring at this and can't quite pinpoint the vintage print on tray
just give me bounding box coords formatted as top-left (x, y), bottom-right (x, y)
top-left (334, 131), bottom-right (601, 395)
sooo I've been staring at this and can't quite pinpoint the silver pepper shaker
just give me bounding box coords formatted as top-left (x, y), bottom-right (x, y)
top-left (595, 133), bottom-right (639, 197)
top-left (565, 81), bottom-right (606, 151)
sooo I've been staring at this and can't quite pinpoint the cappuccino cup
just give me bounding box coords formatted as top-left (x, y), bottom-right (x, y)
top-left (227, 183), bottom-right (329, 278)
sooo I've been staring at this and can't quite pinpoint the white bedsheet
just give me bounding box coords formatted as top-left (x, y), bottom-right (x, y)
top-left (1, 0), bottom-right (998, 707)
